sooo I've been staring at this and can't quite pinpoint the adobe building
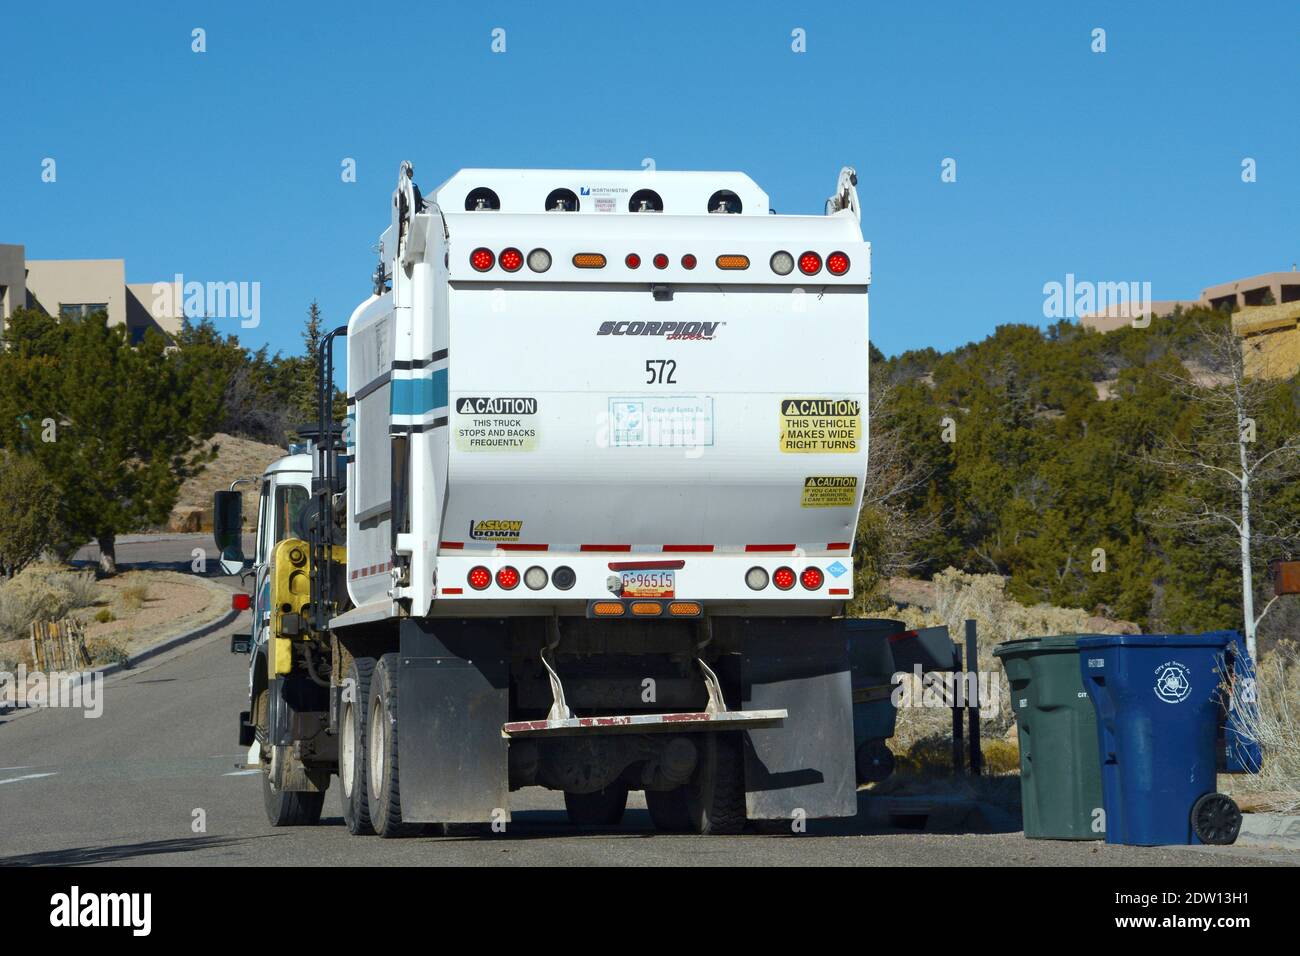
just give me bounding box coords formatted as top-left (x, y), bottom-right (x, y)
top-left (0, 243), bottom-right (183, 342)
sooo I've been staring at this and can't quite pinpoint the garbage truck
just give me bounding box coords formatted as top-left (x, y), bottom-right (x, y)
top-left (215, 161), bottom-right (873, 836)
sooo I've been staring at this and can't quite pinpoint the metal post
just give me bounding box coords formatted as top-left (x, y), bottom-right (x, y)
top-left (966, 618), bottom-right (982, 776)
top-left (951, 643), bottom-right (964, 774)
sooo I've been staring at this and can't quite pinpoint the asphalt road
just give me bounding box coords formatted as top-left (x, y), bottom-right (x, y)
top-left (1, 534), bottom-right (1294, 866)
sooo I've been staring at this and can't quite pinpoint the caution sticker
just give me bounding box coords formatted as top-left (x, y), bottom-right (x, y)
top-left (454, 396), bottom-right (539, 452)
top-left (801, 476), bottom-right (858, 508)
top-left (779, 398), bottom-right (861, 453)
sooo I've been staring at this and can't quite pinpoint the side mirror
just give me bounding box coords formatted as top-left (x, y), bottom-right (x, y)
top-left (213, 490), bottom-right (248, 573)
top-left (230, 633), bottom-right (251, 655)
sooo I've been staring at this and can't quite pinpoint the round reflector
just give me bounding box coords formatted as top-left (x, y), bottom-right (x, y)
top-left (496, 566), bottom-right (520, 590)
top-left (653, 253), bottom-right (669, 269)
top-left (470, 248), bottom-right (494, 272)
top-left (625, 253), bottom-right (641, 269)
top-left (745, 567), bottom-right (770, 591)
top-left (798, 252), bottom-right (822, 275)
top-left (800, 567), bottom-right (824, 590)
top-left (499, 248), bottom-right (523, 272)
top-left (681, 254), bottom-right (697, 270)
top-left (468, 566), bottom-right (491, 590)
top-left (773, 567), bottom-right (796, 591)
top-left (770, 251), bottom-right (795, 275)
top-left (524, 566), bottom-right (548, 590)
top-left (527, 248), bottom-right (552, 273)
top-left (826, 251), bottom-right (850, 275)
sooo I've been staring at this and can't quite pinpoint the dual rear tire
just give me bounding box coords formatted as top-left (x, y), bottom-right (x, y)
top-left (339, 654), bottom-right (421, 838)
top-left (646, 732), bottom-right (746, 835)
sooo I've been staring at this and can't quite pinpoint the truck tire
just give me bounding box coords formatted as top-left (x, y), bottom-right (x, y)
top-left (339, 657), bottom-right (375, 836)
top-left (684, 732), bottom-right (746, 835)
top-left (255, 689), bottom-right (325, 826)
top-left (367, 653), bottom-right (421, 838)
top-left (564, 784), bottom-right (629, 826)
top-left (645, 788), bottom-right (692, 832)
top-left (645, 733), bottom-right (747, 834)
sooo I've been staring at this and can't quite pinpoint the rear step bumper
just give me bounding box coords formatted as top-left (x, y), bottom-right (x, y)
top-left (502, 709), bottom-right (787, 738)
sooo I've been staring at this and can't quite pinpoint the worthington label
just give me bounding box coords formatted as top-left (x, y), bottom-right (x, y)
top-left (779, 398), bottom-right (861, 453)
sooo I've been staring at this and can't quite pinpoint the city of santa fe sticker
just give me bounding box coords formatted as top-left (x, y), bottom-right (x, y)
top-left (800, 475), bottom-right (858, 507)
top-left (779, 398), bottom-right (861, 453)
top-left (454, 396), bottom-right (538, 451)
top-left (1153, 661), bottom-right (1192, 704)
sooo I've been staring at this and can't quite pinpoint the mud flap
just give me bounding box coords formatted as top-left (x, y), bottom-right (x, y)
top-left (397, 619), bottom-right (510, 823)
top-left (741, 618), bottom-right (857, 820)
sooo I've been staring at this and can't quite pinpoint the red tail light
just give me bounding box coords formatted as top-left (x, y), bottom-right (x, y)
top-left (470, 248), bottom-right (494, 272)
top-left (826, 252), bottom-right (850, 275)
top-left (798, 252), bottom-right (822, 276)
top-left (773, 567), bottom-right (796, 591)
top-left (499, 247), bottom-right (523, 272)
top-left (625, 253), bottom-right (641, 269)
top-left (232, 593), bottom-right (251, 611)
top-left (496, 566), bottom-right (520, 590)
top-left (468, 566), bottom-right (491, 590)
top-left (800, 567), bottom-right (824, 590)
top-left (681, 254), bottom-right (697, 270)
top-left (653, 254), bottom-right (669, 269)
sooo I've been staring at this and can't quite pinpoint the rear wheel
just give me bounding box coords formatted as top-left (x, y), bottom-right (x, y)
top-left (855, 740), bottom-right (896, 784)
top-left (564, 783), bottom-right (629, 826)
top-left (1191, 792), bottom-right (1242, 845)
top-left (645, 788), bottom-right (691, 832)
top-left (367, 653), bottom-right (421, 837)
top-left (339, 657), bottom-right (375, 835)
top-left (683, 732), bottom-right (746, 835)
top-left (256, 688), bottom-right (325, 826)
top-left (645, 733), bottom-right (747, 834)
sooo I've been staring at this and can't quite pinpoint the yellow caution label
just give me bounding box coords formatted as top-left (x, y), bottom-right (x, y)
top-left (779, 398), bottom-right (861, 453)
top-left (801, 475), bottom-right (858, 508)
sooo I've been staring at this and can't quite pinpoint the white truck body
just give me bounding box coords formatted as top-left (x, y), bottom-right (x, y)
top-left (341, 167), bottom-right (870, 621)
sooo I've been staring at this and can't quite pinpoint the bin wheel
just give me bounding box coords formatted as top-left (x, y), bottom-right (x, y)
top-left (1191, 792), bottom-right (1242, 846)
top-left (856, 740), bottom-right (896, 784)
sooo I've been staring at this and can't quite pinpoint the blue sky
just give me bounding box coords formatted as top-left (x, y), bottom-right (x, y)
top-left (3, 1), bottom-right (1296, 359)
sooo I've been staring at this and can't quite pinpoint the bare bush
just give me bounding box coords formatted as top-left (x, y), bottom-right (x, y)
top-left (1229, 640), bottom-right (1300, 812)
top-left (0, 573), bottom-right (78, 641)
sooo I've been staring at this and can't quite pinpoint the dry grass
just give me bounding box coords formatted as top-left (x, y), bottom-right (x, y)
top-left (85, 635), bottom-right (130, 666)
top-left (168, 432), bottom-right (284, 529)
top-left (119, 583), bottom-right (150, 612)
top-left (879, 568), bottom-right (1111, 750)
top-left (1223, 640), bottom-right (1300, 813)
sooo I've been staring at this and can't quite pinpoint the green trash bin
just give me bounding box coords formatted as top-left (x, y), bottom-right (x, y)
top-left (992, 636), bottom-right (1105, 840)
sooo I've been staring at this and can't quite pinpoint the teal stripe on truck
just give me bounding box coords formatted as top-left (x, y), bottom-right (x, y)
top-left (391, 369), bottom-right (449, 416)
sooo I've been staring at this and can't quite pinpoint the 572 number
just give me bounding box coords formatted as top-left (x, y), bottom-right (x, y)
top-left (645, 359), bottom-right (677, 384)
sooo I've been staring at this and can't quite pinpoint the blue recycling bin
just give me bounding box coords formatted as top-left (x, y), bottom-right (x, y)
top-left (1219, 632), bottom-right (1263, 775)
top-left (1078, 633), bottom-right (1246, 846)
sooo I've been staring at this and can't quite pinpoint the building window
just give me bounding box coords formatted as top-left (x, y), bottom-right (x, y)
top-left (59, 303), bottom-right (108, 319)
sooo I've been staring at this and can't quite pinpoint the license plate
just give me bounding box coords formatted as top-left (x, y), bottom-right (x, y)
top-left (621, 570), bottom-right (675, 598)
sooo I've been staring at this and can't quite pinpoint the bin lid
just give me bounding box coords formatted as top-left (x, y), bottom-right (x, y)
top-left (992, 635), bottom-right (1098, 657)
top-left (841, 618), bottom-right (905, 634)
top-left (1076, 633), bottom-right (1233, 649)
